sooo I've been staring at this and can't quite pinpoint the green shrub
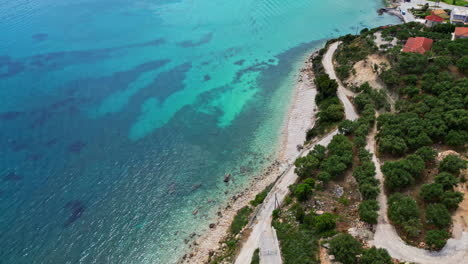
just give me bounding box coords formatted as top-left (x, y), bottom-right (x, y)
top-left (440, 155), bottom-right (466, 175)
top-left (420, 183), bottom-right (444, 203)
top-left (294, 184), bottom-right (313, 201)
top-left (441, 191), bottom-right (464, 210)
top-left (329, 233), bottom-right (363, 264)
top-left (434, 172), bottom-right (458, 190)
top-left (426, 229), bottom-right (450, 250)
top-left (317, 171), bottom-right (331, 183)
top-left (230, 206), bottom-right (253, 235)
top-left (426, 203), bottom-right (451, 228)
top-left (314, 213), bottom-right (337, 232)
top-left (361, 247), bottom-right (392, 264)
top-left (415, 146), bottom-right (437, 162)
top-left (388, 193), bottom-right (420, 225)
top-left (359, 200), bottom-right (380, 224)
top-left (250, 248), bottom-right (260, 264)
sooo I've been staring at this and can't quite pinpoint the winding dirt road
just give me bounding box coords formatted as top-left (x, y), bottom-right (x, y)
top-left (235, 42), bottom-right (359, 264)
top-left (367, 126), bottom-right (468, 264)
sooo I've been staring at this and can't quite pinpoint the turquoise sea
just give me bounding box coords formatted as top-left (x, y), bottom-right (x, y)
top-left (0, 0), bottom-right (399, 263)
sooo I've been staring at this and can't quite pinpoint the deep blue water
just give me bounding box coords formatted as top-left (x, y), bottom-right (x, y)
top-left (0, 0), bottom-right (399, 263)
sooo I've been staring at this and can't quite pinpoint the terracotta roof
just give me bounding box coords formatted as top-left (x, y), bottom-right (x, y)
top-left (454, 27), bottom-right (468, 37)
top-left (425, 14), bottom-right (444, 22)
top-left (402, 37), bottom-right (433, 54)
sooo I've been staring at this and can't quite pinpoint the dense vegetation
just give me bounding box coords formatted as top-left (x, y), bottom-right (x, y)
top-left (369, 23), bottom-right (467, 249)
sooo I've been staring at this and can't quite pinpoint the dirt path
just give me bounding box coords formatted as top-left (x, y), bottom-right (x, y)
top-left (367, 124), bottom-right (468, 264)
top-left (236, 42), bottom-right (359, 264)
top-left (322, 41), bottom-right (358, 121)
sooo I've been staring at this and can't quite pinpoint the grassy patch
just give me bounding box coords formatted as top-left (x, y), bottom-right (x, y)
top-left (273, 218), bottom-right (319, 264)
top-left (230, 206), bottom-right (253, 235)
top-left (250, 248), bottom-right (260, 264)
top-left (250, 184), bottom-right (273, 207)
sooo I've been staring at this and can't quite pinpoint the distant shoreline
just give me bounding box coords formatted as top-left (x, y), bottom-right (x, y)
top-left (179, 51), bottom-right (319, 264)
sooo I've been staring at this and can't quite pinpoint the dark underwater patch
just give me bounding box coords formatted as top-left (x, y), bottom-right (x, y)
top-left (234, 59), bottom-right (245, 66)
top-left (203, 74), bottom-right (211, 81)
top-left (0, 111), bottom-right (23, 121)
top-left (63, 200), bottom-right (85, 227)
top-left (32, 33), bottom-right (48, 42)
top-left (131, 62), bottom-right (192, 103)
top-left (10, 140), bottom-right (28, 152)
top-left (67, 141), bottom-right (87, 153)
top-left (4, 172), bottom-right (23, 181)
top-left (177, 32), bottom-right (213, 48)
top-left (0, 56), bottom-right (24, 79)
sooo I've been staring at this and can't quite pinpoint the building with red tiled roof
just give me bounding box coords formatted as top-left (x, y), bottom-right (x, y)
top-left (402, 37), bottom-right (433, 55)
top-left (425, 14), bottom-right (444, 27)
top-left (453, 27), bottom-right (468, 40)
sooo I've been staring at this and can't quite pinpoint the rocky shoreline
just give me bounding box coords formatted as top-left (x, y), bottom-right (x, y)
top-left (178, 52), bottom-right (318, 264)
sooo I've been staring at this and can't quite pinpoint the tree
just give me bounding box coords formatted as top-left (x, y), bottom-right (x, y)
top-left (426, 203), bottom-right (451, 229)
top-left (441, 191), bottom-right (463, 210)
top-left (319, 103), bottom-right (344, 122)
top-left (315, 74), bottom-right (338, 101)
top-left (426, 229), bottom-right (450, 250)
top-left (415, 146), bottom-right (437, 162)
top-left (360, 183), bottom-right (380, 200)
top-left (456, 55), bottom-right (468, 73)
top-left (360, 247), bottom-right (392, 264)
top-left (382, 161), bottom-right (414, 191)
top-left (314, 213), bottom-right (336, 232)
top-left (322, 155), bottom-right (347, 178)
top-left (329, 233), bottom-right (363, 264)
top-left (388, 193), bottom-right (420, 225)
top-left (311, 144), bottom-right (327, 161)
top-left (445, 130), bottom-right (468, 146)
top-left (403, 218), bottom-right (423, 239)
top-left (294, 154), bottom-right (320, 178)
top-left (434, 172), bottom-right (458, 190)
top-left (294, 183), bottom-right (312, 201)
top-left (303, 178), bottom-right (316, 188)
top-left (420, 183), bottom-right (444, 203)
top-left (339, 120), bottom-right (356, 135)
top-left (359, 200), bottom-right (380, 224)
top-left (317, 171), bottom-right (331, 183)
top-left (398, 52), bottom-right (428, 74)
top-left (379, 135), bottom-right (408, 156)
top-left (439, 155), bottom-right (466, 175)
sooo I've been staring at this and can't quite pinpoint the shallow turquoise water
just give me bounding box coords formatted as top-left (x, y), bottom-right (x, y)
top-left (0, 0), bottom-right (399, 263)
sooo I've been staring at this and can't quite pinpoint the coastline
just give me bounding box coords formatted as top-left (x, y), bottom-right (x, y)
top-left (180, 51), bottom-right (318, 264)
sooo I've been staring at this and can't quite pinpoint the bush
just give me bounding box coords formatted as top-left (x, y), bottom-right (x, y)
top-left (230, 206), bottom-right (253, 234)
top-left (360, 183), bottom-right (380, 200)
top-left (415, 146), bottom-right (437, 162)
top-left (317, 171), bottom-right (331, 183)
top-left (273, 213), bottom-right (319, 264)
top-left (388, 193), bottom-right (420, 225)
top-left (420, 183), bottom-right (444, 203)
top-left (434, 172), bottom-right (458, 190)
top-left (360, 247), bottom-right (392, 264)
top-left (294, 155), bottom-right (320, 178)
top-left (314, 213), bottom-right (337, 232)
top-left (402, 218), bottom-right (423, 239)
top-left (426, 229), bottom-right (450, 250)
top-left (329, 233), bottom-right (363, 264)
top-left (440, 155), bottom-right (466, 175)
top-left (319, 103), bottom-right (345, 123)
top-left (359, 200), bottom-right (380, 224)
top-left (303, 178), bottom-right (316, 189)
top-left (250, 248), bottom-right (260, 264)
top-left (426, 203), bottom-right (451, 228)
top-left (292, 203), bottom-right (305, 223)
top-left (441, 191), bottom-right (464, 210)
top-left (294, 184), bottom-right (313, 201)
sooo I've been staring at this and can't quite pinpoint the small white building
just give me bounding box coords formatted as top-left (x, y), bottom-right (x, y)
top-left (450, 8), bottom-right (468, 25)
